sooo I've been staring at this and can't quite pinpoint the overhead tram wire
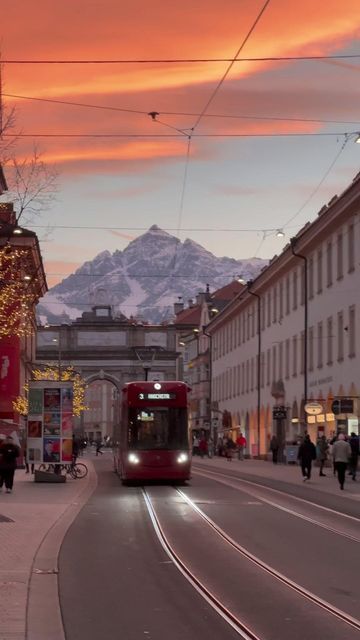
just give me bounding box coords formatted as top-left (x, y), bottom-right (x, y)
top-left (192, 0), bottom-right (272, 131)
top-left (282, 134), bottom-right (351, 229)
top-left (2, 54), bottom-right (360, 63)
top-left (5, 93), bottom-right (360, 127)
top-left (3, 131), bottom-right (359, 139)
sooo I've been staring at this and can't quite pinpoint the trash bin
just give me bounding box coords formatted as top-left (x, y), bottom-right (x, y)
top-left (285, 445), bottom-right (299, 464)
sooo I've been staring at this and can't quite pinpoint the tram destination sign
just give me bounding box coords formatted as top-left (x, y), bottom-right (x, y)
top-left (138, 392), bottom-right (176, 400)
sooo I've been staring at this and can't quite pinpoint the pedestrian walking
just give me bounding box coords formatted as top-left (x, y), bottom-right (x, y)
top-left (225, 436), bottom-right (235, 461)
top-left (297, 434), bottom-right (316, 481)
top-left (236, 432), bottom-right (247, 460)
top-left (332, 433), bottom-right (352, 490)
top-left (317, 435), bottom-right (329, 477)
top-left (0, 435), bottom-right (20, 493)
top-left (199, 436), bottom-right (208, 459)
top-left (192, 435), bottom-right (200, 456)
top-left (349, 432), bottom-right (359, 480)
top-left (95, 437), bottom-right (103, 456)
top-left (0, 433), bottom-right (6, 489)
top-left (72, 435), bottom-right (80, 463)
top-left (270, 434), bottom-right (279, 464)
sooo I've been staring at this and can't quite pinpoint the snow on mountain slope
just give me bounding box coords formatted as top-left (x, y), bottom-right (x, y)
top-left (37, 225), bottom-right (268, 323)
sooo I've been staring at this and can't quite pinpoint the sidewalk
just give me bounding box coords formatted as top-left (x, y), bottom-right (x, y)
top-left (193, 455), bottom-right (360, 501)
top-left (0, 459), bottom-right (97, 640)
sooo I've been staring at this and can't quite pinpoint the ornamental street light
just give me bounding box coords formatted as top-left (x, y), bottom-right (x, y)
top-left (247, 280), bottom-right (262, 458)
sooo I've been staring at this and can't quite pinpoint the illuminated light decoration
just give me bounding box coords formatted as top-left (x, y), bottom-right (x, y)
top-left (12, 365), bottom-right (88, 417)
top-left (0, 245), bottom-right (39, 338)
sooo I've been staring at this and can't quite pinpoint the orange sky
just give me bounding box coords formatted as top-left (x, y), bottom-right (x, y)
top-left (1, 0), bottom-right (360, 282)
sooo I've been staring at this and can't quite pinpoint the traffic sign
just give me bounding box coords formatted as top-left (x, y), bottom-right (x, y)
top-left (304, 402), bottom-right (323, 415)
top-left (331, 398), bottom-right (354, 415)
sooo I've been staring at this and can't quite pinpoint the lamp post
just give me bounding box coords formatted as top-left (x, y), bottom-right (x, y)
top-left (290, 238), bottom-right (308, 426)
top-left (52, 335), bottom-right (62, 379)
top-left (247, 281), bottom-right (262, 458)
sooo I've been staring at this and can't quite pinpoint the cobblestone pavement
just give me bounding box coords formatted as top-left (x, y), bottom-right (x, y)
top-left (0, 459), bottom-right (95, 640)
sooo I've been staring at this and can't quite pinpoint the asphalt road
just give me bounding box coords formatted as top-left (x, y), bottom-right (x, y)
top-left (59, 458), bottom-right (360, 640)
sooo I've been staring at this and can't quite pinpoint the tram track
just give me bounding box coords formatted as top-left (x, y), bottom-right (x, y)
top-left (143, 486), bottom-right (360, 639)
top-left (193, 467), bottom-right (360, 544)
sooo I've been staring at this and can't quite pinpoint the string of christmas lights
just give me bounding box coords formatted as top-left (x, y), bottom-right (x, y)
top-left (0, 245), bottom-right (39, 338)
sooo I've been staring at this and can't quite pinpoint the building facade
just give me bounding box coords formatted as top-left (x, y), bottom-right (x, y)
top-left (208, 172), bottom-right (360, 456)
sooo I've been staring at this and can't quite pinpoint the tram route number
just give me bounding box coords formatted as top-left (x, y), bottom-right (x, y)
top-left (138, 392), bottom-right (176, 400)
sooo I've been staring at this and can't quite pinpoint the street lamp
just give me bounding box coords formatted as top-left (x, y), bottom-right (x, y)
top-left (202, 326), bottom-right (214, 451)
top-left (247, 280), bottom-right (261, 458)
top-left (52, 336), bottom-right (62, 379)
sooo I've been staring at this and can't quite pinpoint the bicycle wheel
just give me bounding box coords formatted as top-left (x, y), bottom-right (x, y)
top-left (73, 463), bottom-right (88, 479)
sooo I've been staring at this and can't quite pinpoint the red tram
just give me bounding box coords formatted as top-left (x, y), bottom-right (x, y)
top-left (114, 381), bottom-right (191, 483)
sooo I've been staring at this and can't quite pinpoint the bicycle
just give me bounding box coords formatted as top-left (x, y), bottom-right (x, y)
top-left (38, 461), bottom-right (88, 479)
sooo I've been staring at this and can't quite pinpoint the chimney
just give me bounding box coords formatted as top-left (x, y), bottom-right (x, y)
top-left (196, 291), bottom-right (207, 305)
top-left (0, 202), bottom-right (16, 225)
top-left (173, 296), bottom-right (184, 315)
top-left (188, 299), bottom-right (194, 308)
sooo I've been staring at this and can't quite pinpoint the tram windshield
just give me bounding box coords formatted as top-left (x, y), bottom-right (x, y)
top-left (128, 406), bottom-right (188, 450)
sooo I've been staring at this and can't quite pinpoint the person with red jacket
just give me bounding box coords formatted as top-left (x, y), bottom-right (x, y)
top-left (236, 432), bottom-right (247, 460)
top-left (199, 436), bottom-right (208, 459)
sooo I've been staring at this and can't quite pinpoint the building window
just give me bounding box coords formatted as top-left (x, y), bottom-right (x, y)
top-left (267, 291), bottom-right (271, 327)
top-left (242, 313), bottom-right (246, 343)
top-left (247, 308), bottom-right (251, 341)
top-left (300, 266), bottom-right (305, 305)
top-left (337, 311), bottom-right (344, 362)
top-left (279, 281), bottom-right (283, 319)
top-left (285, 339), bottom-right (290, 380)
top-left (292, 335), bottom-right (297, 377)
top-left (261, 298), bottom-right (266, 330)
top-left (309, 326), bottom-right (314, 372)
top-left (317, 248), bottom-right (323, 294)
top-left (237, 364), bottom-right (241, 394)
top-left (300, 331), bottom-right (305, 374)
top-left (246, 360), bottom-right (249, 393)
top-left (251, 305), bottom-right (255, 338)
top-left (309, 256), bottom-right (314, 299)
top-left (293, 270), bottom-right (298, 310)
top-left (327, 317), bottom-right (333, 365)
top-left (326, 240), bottom-right (333, 287)
top-left (229, 368), bottom-right (233, 398)
top-left (272, 345), bottom-right (276, 382)
top-left (286, 275), bottom-right (290, 315)
top-left (266, 348), bottom-right (271, 386)
top-left (260, 352), bottom-right (265, 388)
top-left (273, 286), bottom-right (277, 323)
top-left (318, 321), bottom-right (323, 369)
top-left (348, 221), bottom-right (355, 273)
top-left (251, 358), bottom-right (254, 391)
top-left (279, 341), bottom-right (283, 379)
top-left (349, 305), bottom-right (356, 358)
top-left (241, 362), bottom-right (245, 394)
top-left (337, 232), bottom-right (343, 280)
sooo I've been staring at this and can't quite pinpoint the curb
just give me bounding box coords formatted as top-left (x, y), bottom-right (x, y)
top-left (26, 463), bottom-right (98, 640)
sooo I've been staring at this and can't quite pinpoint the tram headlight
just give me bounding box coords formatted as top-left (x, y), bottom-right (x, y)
top-left (177, 453), bottom-right (189, 464)
top-left (128, 453), bottom-right (140, 464)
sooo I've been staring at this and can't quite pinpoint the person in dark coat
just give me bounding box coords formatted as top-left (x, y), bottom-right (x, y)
top-left (349, 432), bottom-right (359, 481)
top-left (270, 434), bottom-right (279, 464)
top-left (297, 434), bottom-right (316, 481)
top-left (0, 435), bottom-right (20, 493)
top-left (317, 435), bottom-right (329, 477)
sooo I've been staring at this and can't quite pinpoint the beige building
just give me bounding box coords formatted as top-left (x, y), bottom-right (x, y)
top-left (207, 172), bottom-right (360, 457)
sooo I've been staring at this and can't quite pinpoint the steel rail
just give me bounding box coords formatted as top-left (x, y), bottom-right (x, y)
top-left (192, 463), bottom-right (360, 523)
top-left (194, 468), bottom-right (360, 544)
top-left (142, 488), bottom-right (261, 640)
top-left (176, 488), bottom-right (360, 633)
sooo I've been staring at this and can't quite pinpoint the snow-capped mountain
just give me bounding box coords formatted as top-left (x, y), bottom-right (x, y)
top-left (38, 226), bottom-right (268, 323)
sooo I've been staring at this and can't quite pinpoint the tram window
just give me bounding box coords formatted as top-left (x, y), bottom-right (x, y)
top-left (128, 407), bottom-right (188, 450)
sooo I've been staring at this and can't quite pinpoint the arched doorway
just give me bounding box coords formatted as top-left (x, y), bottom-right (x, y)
top-left (80, 373), bottom-right (121, 445)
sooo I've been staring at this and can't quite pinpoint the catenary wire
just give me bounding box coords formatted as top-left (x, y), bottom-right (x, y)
top-left (4, 93), bottom-right (360, 126)
top-left (192, 0), bottom-right (272, 130)
top-left (2, 54), bottom-right (359, 64)
top-left (2, 131), bottom-right (357, 138)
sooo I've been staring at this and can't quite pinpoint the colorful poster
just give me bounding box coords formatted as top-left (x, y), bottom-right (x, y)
top-left (61, 412), bottom-right (73, 437)
top-left (61, 387), bottom-right (73, 412)
top-left (44, 388), bottom-right (61, 410)
top-left (28, 388), bottom-right (43, 415)
top-left (28, 420), bottom-right (42, 438)
top-left (27, 437), bottom-right (43, 463)
top-left (43, 437), bottom-right (61, 463)
top-left (62, 438), bottom-right (73, 462)
top-left (28, 381), bottom-right (74, 464)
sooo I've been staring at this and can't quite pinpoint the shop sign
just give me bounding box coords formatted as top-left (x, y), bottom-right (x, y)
top-left (0, 336), bottom-right (20, 419)
top-left (304, 402), bottom-right (323, 415)
top-left (331, 398), bottom-right (354, 415)
top-left (273, 405), bottom-right (287, 420)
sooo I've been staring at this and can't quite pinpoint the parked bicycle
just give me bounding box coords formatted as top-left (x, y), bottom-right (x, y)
top-left (38, 461), bottom-right (88, 479)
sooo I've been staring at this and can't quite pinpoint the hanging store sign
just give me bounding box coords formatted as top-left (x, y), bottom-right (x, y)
top-left (273, 406), bottom-right (287, 420)
top-left (304, 402), bottom-right (323, 416)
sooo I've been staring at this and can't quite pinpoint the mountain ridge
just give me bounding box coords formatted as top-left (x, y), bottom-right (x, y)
top-left (38, 226), bottom-right (268, 324)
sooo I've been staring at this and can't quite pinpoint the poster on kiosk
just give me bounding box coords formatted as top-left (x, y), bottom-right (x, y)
top-left (26, 381), bottom-right (74, 464)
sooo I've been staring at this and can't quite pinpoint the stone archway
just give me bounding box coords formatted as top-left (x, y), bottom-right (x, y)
top-left (81, 372), bottom-right (122, 443)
